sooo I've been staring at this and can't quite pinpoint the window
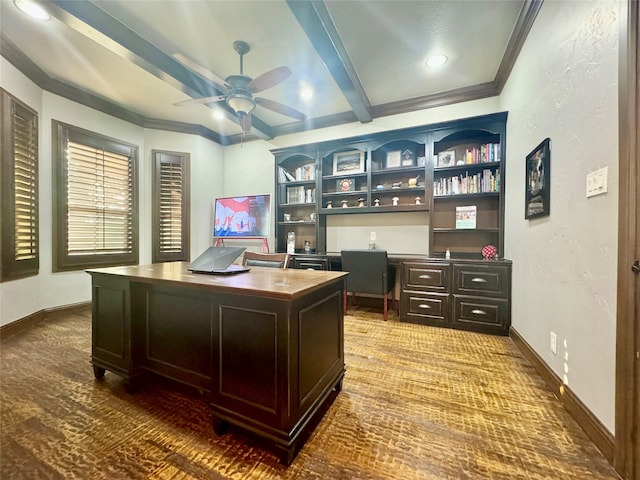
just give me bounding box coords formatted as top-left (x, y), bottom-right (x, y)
top-left (0, 89), bottom-right (39, 282)
top-left (152, 150), bottom-right (190, 263)
top-left (52, 121), bottom-right (138, 271)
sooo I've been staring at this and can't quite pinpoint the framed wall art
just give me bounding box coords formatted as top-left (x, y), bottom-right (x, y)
top-left (525, 137), bottom-right (551, 219)
top-left (333, 150), bottom-right (365, 175)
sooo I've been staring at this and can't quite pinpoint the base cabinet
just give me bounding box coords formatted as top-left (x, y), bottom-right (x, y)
top-left (400, 259), bottom-right (511, 335)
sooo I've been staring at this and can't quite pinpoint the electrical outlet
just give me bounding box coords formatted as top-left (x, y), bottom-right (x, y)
top-left (370, 231), bottom-right (376, 241)
top-left (550, 331), bottom-right (557, 355)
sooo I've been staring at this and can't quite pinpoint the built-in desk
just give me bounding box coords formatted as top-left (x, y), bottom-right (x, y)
top-left (289, 252), bottom-right (512, 335)
top-left (87, 262), bottom-right (347, 465)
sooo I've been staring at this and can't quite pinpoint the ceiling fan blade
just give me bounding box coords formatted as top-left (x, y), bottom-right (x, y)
top-left (238, 114), bottom-right (252, 133)
top-left (255, 97), bottom-right (306, 120)
top-left (173, 53), bottom-right (228, 87)
top-left (173, 95), bottom-right (226, 107)
top-left (248, 66), bottom-right (291, 93)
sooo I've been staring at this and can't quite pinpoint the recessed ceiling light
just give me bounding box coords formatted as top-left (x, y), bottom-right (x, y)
top-left (299, 83), bottom-right (314, 102)
top-left (426, 54), bottom-right (448, 68)
top-left (14, 0), bottom-right (50, 20)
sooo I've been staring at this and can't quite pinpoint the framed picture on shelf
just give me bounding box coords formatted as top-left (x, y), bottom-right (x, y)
top-left (336, 177), bottom-right (355, 192)
top-left (385, 150), bottom-right (401, 169)
top-left (437, 150), bottom-right (456, 167)
top-left (333, 150), bottom-right (365, 175)
top-left (525, 137), bottom-right (551, 219)
top-left (401, 149), bottom-right (416, 167)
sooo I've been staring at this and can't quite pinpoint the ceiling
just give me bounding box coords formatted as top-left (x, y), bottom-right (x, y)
top-left (0, 0), bottom-right (540, 146)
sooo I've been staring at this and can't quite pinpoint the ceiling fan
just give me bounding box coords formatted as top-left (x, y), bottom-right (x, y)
top-left (173, 40), bottom-right (306, 133)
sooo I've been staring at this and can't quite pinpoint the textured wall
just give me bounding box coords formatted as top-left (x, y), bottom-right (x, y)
top-left (501, 0), bottom-right (619, 432)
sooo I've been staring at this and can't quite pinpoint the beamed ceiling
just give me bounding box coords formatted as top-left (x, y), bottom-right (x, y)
top-left (0, 0), bottom-right (541, 145)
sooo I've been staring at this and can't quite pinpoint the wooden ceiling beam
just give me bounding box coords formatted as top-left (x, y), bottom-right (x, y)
top-left (287, 0), bottom-right (372, 124)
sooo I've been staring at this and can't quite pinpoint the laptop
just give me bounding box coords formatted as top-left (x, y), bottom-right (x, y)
top-left (188, 246), bottom-right (250, 275)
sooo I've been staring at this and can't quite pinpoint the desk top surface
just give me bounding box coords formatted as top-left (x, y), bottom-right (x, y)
top-left (87, 262), bottom-right (347, 300)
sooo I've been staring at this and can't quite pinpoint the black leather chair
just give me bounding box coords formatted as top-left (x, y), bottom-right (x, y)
top-left (340, 249), bottom-right (396, 320)
top-left (242, 251), bottom-right (289, 269)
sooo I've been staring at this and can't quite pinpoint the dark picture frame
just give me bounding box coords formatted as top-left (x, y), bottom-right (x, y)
top-left (400, 149), bottom-right (416, 167)
top-left (525, 137), bottom-right (551, 219)
top-left (332, 150), bottom-right (365, 175)
top-left (336, 177), bottom-right (354, 192)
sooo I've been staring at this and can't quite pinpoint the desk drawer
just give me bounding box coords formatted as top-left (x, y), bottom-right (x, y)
top-left (293, 256), bottom-right (330, 270)
top-left (453, 264), bottom-right (509, 297)
top-left (401, 292), bottom-right (450, 325)
top-left (403, 262), bottom-right (450, 293)
top-left (453, 295), bottom-right (508, 333)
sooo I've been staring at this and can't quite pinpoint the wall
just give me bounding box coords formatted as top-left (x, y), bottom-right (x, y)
top-left (219, 140), bottom-right (278, 253)
top-left (0, 58), bottom-right (225, 326)
top-left (325, 212), bottom-right (429, 254)
top-left (500, 0), bottom-right (619, 433)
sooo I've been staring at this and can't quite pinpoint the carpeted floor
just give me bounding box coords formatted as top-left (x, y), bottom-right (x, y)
top-left (0, 306), bottom-right (620, 479)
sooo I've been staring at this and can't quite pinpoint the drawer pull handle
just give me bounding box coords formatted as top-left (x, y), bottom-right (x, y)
top-left (419, 274), bottom-right (432, 279)
top-left (471, 277), bottom-right (487, 283)
top-left (418, 304), bottom-right (431, 309)
top-left (471, 309), bottom-right (487, 315)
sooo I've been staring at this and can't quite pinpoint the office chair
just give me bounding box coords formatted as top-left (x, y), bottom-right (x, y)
top-left (340, 249), bottom-right (396, 320)
top-left (242, 251), bottom-right (290, 269)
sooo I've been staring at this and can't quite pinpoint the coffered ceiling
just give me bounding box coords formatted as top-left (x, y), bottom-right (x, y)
top-left (0, 0), bottom-right (541, 145)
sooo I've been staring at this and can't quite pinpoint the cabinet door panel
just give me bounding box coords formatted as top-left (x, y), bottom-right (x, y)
top-left (92, 277), bottom-right (130, 369)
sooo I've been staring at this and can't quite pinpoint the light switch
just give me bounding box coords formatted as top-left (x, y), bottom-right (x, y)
top-left (586, 167), bottom-right (608, 198)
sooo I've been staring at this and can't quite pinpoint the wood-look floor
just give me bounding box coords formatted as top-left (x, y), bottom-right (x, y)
top-left (1, 306), bottom-right (621, 479)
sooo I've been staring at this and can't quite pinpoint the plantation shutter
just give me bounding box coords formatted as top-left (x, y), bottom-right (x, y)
top-left (1, 90), bottom-right (39, 282)
top-left (152, 151), bottom-right (189, 263)
top-left (13, 103), bottom-right (38, 262)
top-left (66, 141), bottom-right (133, 256)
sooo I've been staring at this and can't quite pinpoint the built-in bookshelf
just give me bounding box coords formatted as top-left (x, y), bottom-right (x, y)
top-left (272, 112), bottom-right (507, 258)
top-left (274, 150), bottom-right (320, 253)
top-left (431, 122), bottom-right (505, 258)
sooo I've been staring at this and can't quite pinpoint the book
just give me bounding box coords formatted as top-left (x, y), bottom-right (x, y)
top-left (286, 186), bottom-right (305, 204)
top-left (278, 167), bottom-right (296, 182)
top-left (455, 205), bottom-right (477, 229)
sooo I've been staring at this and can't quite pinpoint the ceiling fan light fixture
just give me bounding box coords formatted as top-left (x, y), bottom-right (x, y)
top-left (426, 54), bottom-right (448, 68)
top-left (227, 93), bottom-right (256, 115)
top-left (14, 0), bottom-right (50, 20)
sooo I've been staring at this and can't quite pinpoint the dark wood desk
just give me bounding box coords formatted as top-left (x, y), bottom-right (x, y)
top-left (87, 262), bottom-right (347, 465)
